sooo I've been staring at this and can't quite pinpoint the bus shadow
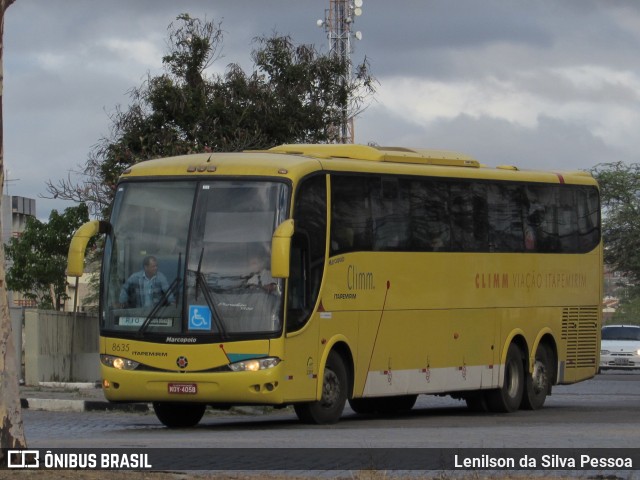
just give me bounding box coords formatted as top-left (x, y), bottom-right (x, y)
top-left (193, 403), bottom-right (504, 431)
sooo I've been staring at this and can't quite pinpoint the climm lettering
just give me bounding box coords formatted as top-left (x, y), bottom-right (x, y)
top-left (347, 265), bottom-right (375, 290)
top-left (475, 273), bottom-right (509, 289)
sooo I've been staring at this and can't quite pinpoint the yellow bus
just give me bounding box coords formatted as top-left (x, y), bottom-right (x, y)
top-left (68, 144), bottom-right (602, 427)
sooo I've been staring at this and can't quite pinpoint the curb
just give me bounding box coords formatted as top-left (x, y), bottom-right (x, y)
top-left (20, 397), bottom-right (150, 413)
top-left (20, 382), bottom-right (265, 415)
top-left (20, 397), bottom-right (269, 415)
top-left (20, 381), bottom-right (151, 413)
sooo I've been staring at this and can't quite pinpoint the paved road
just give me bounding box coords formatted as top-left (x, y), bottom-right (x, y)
top-left (21, 371), bottom-right (640, 449)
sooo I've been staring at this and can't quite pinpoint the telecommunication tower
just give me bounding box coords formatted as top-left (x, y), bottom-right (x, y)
top-left (317, 0), bottom-right (364, 143)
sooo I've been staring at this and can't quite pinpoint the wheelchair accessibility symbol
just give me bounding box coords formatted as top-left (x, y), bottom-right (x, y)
top-left (188, 305), bottom-right (212, 331)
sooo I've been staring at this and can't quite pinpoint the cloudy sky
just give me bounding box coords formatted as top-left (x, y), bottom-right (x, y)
top-left (4, 0), bottom-right (640, 219)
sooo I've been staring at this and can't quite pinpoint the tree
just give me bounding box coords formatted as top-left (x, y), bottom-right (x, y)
top-left (45, 13), bottom-right (376, 217)
top-left (609, 290), bottom-right (640, 326)
top-left (591, 162), bottom-right (640, 283)
top-left (0, 0), bottom-right (27, 454)
top-left (591, 162), bottom-right (640, 324)
top-left (6, 204), bottom-right (91, 310)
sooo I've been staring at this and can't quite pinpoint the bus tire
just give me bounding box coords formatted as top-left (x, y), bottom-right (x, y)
top-left (294, 351), bottom-right (347, 424)
top-left (521, 343), bottom-right (552, 410)
top-left (486, 343), bottom-right (524, 413)
top-left (152, 402), bottom-right (206, 428)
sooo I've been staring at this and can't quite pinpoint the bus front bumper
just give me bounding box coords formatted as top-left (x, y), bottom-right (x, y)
top-left (100, 364), bottom-right (285, 405)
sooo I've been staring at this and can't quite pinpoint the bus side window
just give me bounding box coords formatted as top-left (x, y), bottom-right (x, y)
top-left (287, 174), bottom-right (327, 333)
top-left (287, 234), bottom-right (310, 331)
top-left (331, 175), bottom-right (373, 254)
top-left (332, 227), bottom-right (354, 252)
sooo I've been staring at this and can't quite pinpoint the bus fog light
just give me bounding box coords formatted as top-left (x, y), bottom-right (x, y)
top-left (229, 357), bottom-right (281, 372)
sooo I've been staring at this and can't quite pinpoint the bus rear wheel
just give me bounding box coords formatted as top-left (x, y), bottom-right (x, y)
top-left (152, 402), bottom-right (206, 428)
top-left (486, 343), bottom-right (524, 413)
top-left (521, 343), bottom-right (553, 410)
top-left (294, 351), bottom-right (347, 424)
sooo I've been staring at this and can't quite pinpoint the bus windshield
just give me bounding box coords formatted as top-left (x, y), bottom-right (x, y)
top-left (102, 180), bottom-right (289, 339)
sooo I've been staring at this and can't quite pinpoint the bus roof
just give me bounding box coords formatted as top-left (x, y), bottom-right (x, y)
top-left (120, 144), bottom-right (596, 186)
top-left (268, 144), bottom-right (481, 167)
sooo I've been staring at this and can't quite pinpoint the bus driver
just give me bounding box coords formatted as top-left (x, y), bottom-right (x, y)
top-left (118, 255), bottom-right (175, 308)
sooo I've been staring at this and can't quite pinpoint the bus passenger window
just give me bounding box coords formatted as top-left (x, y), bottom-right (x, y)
top-left (371, 177), bottom-right (410, 251)
top-left (487, 184), bottom-right (524, 252)
top-left (331, 176), bottom-right (373, 254)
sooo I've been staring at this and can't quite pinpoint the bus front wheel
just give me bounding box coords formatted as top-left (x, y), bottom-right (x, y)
top-left (152, 402), bottom-right (206, 428)
top-left (294, 351), bottom-right (347, 424)
top-left (486, 343), bottom-right (524, 413)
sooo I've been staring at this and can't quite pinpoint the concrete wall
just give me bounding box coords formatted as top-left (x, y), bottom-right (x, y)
top-left (10, 307), bottom-right (24, 382)
top-left (24, 310), bottom-right (100, 385)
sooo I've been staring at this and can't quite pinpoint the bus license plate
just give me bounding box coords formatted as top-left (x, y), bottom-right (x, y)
top-left (614, 358), bottom-right (630, 366)
top-left (168, 383), bottom-right (197, 394)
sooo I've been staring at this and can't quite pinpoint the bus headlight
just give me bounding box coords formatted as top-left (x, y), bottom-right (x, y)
top-left (101, 354), bottom-right (140, 371)
top-left (229, 357), bottom-right (281, 372)
top-left (600, 350), bottom-right (610, 355)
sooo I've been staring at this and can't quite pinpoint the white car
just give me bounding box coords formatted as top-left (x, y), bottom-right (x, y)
top-left (600, 324), bottom-right (640, 372)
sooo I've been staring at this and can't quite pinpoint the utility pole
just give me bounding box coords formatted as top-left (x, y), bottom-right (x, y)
top-left (317, 0), bottom-right (364, 144)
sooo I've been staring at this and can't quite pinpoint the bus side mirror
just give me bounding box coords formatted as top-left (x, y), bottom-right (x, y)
top-left (67, 220), bottom-right (110, 276)
top-left (271, 219), bottom-right (294, 279)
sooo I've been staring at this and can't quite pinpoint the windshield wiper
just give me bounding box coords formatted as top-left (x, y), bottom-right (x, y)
top-left (192, 248), bottom-right (228, 340)
top-left (137, 253), bottom-right (182, 337)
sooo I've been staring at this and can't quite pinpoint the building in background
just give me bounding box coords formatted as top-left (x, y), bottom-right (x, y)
top-left (1, 194), bottom-right (37, 308)
top-left (65, 273), bottom-right (96, 313)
